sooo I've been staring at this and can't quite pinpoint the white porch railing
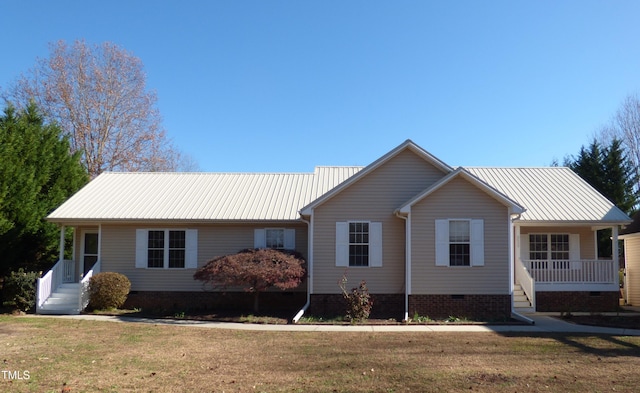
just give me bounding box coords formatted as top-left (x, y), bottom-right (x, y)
top-left (515, 258), bottom-right (535, 307)
top-left (36, 259), bottom-right (74, 312)
top-left (80, 260), bottom-right (101, 311)
top-left (522, 259), bottom-right (617, 284)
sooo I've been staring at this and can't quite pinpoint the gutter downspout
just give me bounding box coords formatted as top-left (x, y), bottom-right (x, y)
top-left (395, 211), bottom-right (410, 322)
top-left (293, 215), bottom-right (312, 323)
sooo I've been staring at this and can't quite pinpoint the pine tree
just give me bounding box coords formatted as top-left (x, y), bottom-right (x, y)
top-left (0, 102), bottom-right (88, 275)
top-left (603, 138), bottom-right (638, 215)
top-left (566, 138), bottom-right (638, 257)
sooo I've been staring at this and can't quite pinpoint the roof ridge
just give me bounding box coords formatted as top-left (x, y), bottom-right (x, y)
top-left (100, 171), bottom-right (317, 176)
top-left (464, 166), bottom-right (571, 169)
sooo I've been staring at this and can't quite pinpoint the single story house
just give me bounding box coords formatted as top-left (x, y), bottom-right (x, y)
top-left (620, 212), bottom-right (640, 306)
top-left (38, 140), bottom-right (631, 321)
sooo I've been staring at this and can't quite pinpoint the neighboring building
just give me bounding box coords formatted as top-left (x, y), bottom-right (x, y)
top-left (620, 212), bottom-right (640, 306)
top-left (38, 140), bottom-right (631, 320)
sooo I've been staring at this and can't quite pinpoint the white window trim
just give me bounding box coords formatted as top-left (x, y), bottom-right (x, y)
top-left (335, 221), bottom-right (383, 268)
top-left (135, 229), bottom-right (198, 269)
top-left (521, 233), bottom-right (580, 261)
top-left (254, 228), bottom-right (296, 250)
top-left (435, 219), bottom-right (484, 267)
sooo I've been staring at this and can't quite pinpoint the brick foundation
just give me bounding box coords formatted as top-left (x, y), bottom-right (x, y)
top-left (535, 291), bottom-right (619, 312)
top-left (123, 291), bottom-right (306, 314)
top-left (309, 293), bottom-right (511, 321)
top-left (309, 294), bottom-right (404, 320)
top-left (409, 294), bottom-right (512, 320)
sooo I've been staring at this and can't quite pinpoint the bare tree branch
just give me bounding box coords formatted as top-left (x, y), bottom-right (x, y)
top-left (3, 40), bottom-right (193, 177)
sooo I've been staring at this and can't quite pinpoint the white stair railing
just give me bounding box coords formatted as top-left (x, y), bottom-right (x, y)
top-left (79, 260), bottom-right (101, 311)
top-left (36, 259), bottom-right (69, 313)
top-left (515, 258), bottom-right (535, 309)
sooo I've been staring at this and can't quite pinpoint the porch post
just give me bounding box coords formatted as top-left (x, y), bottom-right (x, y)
top-left (612, 225), bottom-right (619, 288)
top-left (59, 225), bottom-right (65, 262)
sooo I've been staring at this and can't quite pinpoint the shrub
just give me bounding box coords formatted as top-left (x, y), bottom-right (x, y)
top-left (88, 272), bottom-right (131, 310)
top-left (2, 269), bottom-right (39, 312)
top-left (338, 274), bottom-right (373, 323)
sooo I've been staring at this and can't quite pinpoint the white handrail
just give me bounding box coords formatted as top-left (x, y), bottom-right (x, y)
top-left (79, 260), bottom-right (101, 311)
top-left (515, 258), bottom-right (535, 308)
top-left (36, 259), bottom-right (67, 313)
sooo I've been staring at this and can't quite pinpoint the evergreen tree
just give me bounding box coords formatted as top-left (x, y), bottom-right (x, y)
top-left (603, 138), bottom-right (638, 214)
top-left (566, 138), bottom-right (638, 257)
top-left (0, 102), bottom-right (87, 275)
top-left (568, 138), bottom-right (637, 214)
top-left (569, 141), bottom-right (605, 193)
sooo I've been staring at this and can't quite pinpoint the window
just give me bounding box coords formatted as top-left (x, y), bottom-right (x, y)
top-left (349, 222), bottom-right (370, 267)
top-left (449, 220), bottom-right (470, 266)
top-left (254, 228), bottom-right (295, 250)
top-left (148, 230), bottom-right (165, 268)
top-left (168, 231), bottom-right (186, 268)
top-left (527, 233), bottom-right (571, 269)
top-left (266, 229), bottom-right (285, 249)
top-left (136, 229), bottom-right (197, 269)
top-left (550, 234), bottom-right (569, 260)
top-left (528, 234), bottom-right (569, 260)
top-left (435, 219), bottom-right (484, 267)
top-left (335, 222), bottom-right (382, 267)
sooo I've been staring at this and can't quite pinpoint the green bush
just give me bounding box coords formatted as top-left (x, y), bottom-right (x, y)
top-left (88, 272), bottom-right (131, 310)
top-left (2, 269), bottom-right (39, 312)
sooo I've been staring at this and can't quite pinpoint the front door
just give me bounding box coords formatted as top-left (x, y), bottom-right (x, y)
top-left (82, 231), bottom-right (99, 277)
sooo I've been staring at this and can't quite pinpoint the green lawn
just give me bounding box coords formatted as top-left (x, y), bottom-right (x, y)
top-left (1, 315), bottom-right (640, 392)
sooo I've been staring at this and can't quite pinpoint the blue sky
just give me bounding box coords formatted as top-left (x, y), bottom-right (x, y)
top-left (1, 1), bottom-right (639, 172)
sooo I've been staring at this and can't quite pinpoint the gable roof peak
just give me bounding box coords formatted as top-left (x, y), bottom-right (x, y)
top-left (299, 140), bottom-right (454, 215)
top-left (396, 166), bottom-right (526, 215)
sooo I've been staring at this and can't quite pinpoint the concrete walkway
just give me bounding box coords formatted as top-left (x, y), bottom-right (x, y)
top-left (33, 313), bottom-right (640, 336)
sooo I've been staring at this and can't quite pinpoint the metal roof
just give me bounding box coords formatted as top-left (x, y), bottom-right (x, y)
top-left (47, 144), bottom-right (632, 225)
top-left (465, 167), bottom-right (631, 224)
top-left (47, 167), bottom-right (363, 223)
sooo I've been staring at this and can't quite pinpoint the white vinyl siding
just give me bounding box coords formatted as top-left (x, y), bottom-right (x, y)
top-left (254, 228), bottom-right (295, 250)
top-left (135, 229), bottom-right (197, 269)
top-left (435, 219), bottom-right (484, 267)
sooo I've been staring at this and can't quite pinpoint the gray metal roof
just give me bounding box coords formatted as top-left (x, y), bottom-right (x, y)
top-left (47, 167), bottom-right (363, 223)
top-left (47, 144), bottom-right (631, 225)
top-left (466, 167), bottom-right (631, 224)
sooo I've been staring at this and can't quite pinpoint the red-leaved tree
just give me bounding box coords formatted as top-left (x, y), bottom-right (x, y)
top-left (193, 248), bottom-right (306, 313)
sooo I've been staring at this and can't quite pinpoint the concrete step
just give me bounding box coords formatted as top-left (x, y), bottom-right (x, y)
top-left (514, 301), bottom-right (532, 308)
top-left (37, 283), bottom-right (82, 315)
top-left (37, 306), bottom-right (80, 315)
top-left (514, 295), bottom-right (529, 302)
top-left (55, 284), bottom-right (80, 293)
top-left (43, 297), bottom-right (77, 305)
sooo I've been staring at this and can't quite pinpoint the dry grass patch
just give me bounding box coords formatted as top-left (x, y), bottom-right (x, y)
top-left (1, 315), bottom-right (639, 392)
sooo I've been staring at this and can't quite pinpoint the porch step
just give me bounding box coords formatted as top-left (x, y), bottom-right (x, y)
top-left (38, 283), bottom-right (82, 315)
top-left (513, 284), bottom-right (533, 311)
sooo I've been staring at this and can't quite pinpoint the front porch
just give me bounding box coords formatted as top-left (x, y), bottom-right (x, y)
top-left (36, 225), bottom-right (102, 314)
top-left (36, 259), bottom-right (101, 314)
top-left (514, 224), bottom-right (621, 312)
